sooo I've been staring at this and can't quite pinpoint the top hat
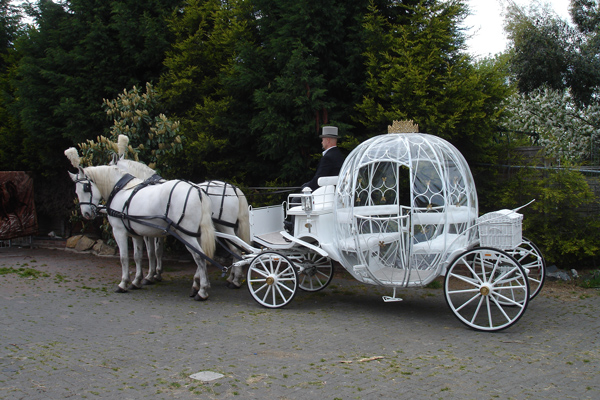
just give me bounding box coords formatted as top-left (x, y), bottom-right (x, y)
top-left (319, 126), bottom-right (339, 139)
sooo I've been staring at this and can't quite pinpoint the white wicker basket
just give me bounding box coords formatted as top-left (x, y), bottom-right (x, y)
top-left (477, 209), bottom-right (523, 250)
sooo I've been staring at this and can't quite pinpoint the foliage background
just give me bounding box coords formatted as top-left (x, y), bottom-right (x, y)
top-left (0, 0), bottom-right (598, 269)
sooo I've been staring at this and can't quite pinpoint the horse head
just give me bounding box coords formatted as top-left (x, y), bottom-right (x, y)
top-left (69, 168), bottom-right (103, 220)
top-left (65, 147), bottom-right (103, 220)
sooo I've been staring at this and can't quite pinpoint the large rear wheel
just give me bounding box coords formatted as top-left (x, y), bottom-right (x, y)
top-left (247, 252), bottom-right (298, 308)
top-left (444, 247), bottom-right (530, 332)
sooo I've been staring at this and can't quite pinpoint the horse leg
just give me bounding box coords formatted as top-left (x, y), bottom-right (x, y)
top-left (153, 237), bottom-right (164, 282)
top-left (222, 227), bottom-right (244, 289)
top-left (142, 236), bottom-right (156, 285)
top-left (114, 232), bottom-right (131, 293)
top-left (227, 263), bottom-right (244, 289)
top-left (129, 236), bottom-right (145, 290)
top-left (185, 242), bottom-right (210, 301)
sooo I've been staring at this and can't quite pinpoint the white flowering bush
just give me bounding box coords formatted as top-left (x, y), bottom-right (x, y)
top-left (501, 87), bottom-right (600, 164)
top-left (78, 83), bottom-right (183, 173)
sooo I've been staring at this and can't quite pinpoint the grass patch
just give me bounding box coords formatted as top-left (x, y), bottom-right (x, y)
top-left (0, 266), bottom-right (49, 279)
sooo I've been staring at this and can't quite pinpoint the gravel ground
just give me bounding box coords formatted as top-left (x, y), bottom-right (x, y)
top-left (1, 247), bottom-right (599, 399)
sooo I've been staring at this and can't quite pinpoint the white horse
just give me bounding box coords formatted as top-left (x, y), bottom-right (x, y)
top-left (111, 136), bottom-right (251, 288)
top-left (65, 149), bottom-right (217, 300)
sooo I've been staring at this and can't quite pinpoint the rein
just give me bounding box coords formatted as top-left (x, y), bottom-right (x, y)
top-left (103, 175), bottom-right (225, 272)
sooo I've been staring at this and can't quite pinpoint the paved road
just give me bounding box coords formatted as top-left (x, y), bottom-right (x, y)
top-left (1, 247), bottom-right (598, 399)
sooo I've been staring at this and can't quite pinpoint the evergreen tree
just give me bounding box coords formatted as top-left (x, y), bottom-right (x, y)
top-left (356, 0), bottom-right (510, 160)
top-left (10, 0), bottom-right (182, 175)
top-left (223, 0), bottom-right (370, 185)
top-left (158, 0), bottom-right (252, 181)
top-left (0, 0), bottom-right (24, 171)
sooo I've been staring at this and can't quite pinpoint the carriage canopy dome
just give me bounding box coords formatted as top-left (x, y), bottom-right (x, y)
top-left (331, 132), bottom-right (479, 286)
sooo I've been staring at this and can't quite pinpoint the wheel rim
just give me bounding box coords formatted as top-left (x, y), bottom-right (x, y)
top-left (247, 252), bottom-right (298, 308)
top-left (507, 237), bottom-right (546, 299)
top-left (444, 248), bottom-right (530, 332)
top-left (298, 252), bottom-right (334, 292)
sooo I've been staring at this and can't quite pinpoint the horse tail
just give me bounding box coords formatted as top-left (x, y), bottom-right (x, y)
top-left (199, 191), bottom-right (216, 259)
top-left (236, 189), bottom-right (251, 244)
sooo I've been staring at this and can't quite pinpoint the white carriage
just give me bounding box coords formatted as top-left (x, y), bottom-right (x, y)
top-left (219, 126), bottom-right (545, 332)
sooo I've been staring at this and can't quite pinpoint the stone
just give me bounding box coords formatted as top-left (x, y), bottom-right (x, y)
top-left (546, 269), bottom-right (571, 281)
top-left (571, 269), bottom-right (579, 279)
top-left (74, 235), bottom-right (96, 252)
top-left (66, 235), bottom-right (83, 248)
top-left (92, 239), bottom-right (116, 256)
top-left (189, 371), bottom-right (224, 382)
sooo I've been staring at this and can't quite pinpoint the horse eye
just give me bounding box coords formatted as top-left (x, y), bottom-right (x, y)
top-left (83, 183), bottom-right (91, 193)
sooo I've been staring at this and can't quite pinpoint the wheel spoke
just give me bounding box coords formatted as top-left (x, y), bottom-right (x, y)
top-left (493, 288), bottom-right (528, 306)
top-left (454, 292), bottom-right (482, 312)
top-left (485, 296), bottom-right (493, 327)
top-left (490, 294), bottom-right (524, 323)
top-left (448, 271), bottom-right (480, 286)
top-left (261, 284), bottom-right (273, 304)
top-left (468, 295), bottom-right (485, 325)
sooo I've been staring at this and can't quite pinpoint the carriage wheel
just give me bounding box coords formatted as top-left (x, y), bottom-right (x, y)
top-left (507, 237), bottom-right (546, 300)
top-left (444, 247), bottom-right (530, 332)
top-left (298, 252), bottom-right (334, 292)
top-left (247, 252), bottom-right (298, 308)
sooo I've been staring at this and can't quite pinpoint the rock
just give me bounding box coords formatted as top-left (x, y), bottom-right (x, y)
top-left (92, 239), bottom-right (116, 256)
top-left (74, 235), bottom-right (96, 252)
top-left (66, 235), bottom-right (83, 248)
top-left (546, 264), bottom-right (559, 274)
top-left (546, 268), bottom-right (571, 281)
top-left (571, 269), bottom-right (579, 279)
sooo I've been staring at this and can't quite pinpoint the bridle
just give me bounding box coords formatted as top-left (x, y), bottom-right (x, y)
top-left (74, 173), bottom-right (103, 217)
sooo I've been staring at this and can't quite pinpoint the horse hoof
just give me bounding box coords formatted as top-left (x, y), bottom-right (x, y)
top-left (226, 282), bottom-right (242, 289)
top-left (194, 294), bottom-right (208, 301)
top-left (115, 287), bottom-right (128, 293)
top-left (128, 284), bottom-right (142, 291)
top-left (142, 279), bottom-right (154, 286)
top-left (189, 288), bottom-right (199, 297)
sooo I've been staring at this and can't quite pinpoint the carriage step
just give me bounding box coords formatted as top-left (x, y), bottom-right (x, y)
top-left (382, 287), bottom-right (403, 302)
top-left (382, 296), bottom-right (403, 302)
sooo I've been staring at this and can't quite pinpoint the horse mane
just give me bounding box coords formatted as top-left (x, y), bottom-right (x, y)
top-left (83, 165), bottom-right (142, 200)
top-left (118, 159), bottom-right (157, 181)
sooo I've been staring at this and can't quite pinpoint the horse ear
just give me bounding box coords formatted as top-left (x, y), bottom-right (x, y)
top-left (69, 171), bottom-right (77, 182)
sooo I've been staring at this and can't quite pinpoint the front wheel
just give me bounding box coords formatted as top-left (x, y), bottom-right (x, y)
top-left (247, 252), bottom-right (298, 308)
top-left (444, 247), bottom-right (530, 332)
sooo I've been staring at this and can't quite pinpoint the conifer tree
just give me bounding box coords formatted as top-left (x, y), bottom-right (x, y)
top-left (357, 0), bottom-right (509, 160)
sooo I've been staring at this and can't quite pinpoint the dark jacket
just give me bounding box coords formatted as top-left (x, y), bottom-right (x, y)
top-left (302, 146), bottom-right (345, 191)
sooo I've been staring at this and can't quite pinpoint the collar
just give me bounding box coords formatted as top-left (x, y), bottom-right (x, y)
top-left (322, 146), bottom-right (337, 156)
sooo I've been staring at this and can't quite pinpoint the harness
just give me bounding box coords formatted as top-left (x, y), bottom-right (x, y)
top-left (74, 176), bottom-right (102, 216)
top-left (100, 174), bottom-right (225, 271)
top-left (202, 180), bottom-right (239, 229)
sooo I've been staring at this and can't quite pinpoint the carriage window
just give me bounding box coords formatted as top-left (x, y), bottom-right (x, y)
top-left (354, 162), bottom-right (399, 206)
top-left (413, 161), bottom-right (444, 208)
